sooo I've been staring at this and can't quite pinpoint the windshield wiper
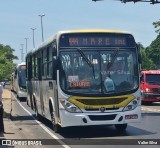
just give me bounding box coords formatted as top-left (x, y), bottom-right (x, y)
top-left (76, 48), bottom-right (95, 78)
top-left (76, 48), bottom-right (93, 67)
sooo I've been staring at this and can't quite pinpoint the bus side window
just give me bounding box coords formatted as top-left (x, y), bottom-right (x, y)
top-left (38, 57), bottom-right (42, 80)
top-left (42, 49), bottom-right (47, 79)
top-left (29, 57), bottom-right (32, 80)
top-left (52, 42), bottom-right (57, 80)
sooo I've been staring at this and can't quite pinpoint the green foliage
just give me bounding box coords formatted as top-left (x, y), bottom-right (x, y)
top-left (141, 48), bottom-right (155, 70)
top-left (153, 20), bottom-right (160, 34)
top-left (145, 35), bottom-right (160, 69)
top-left (0, 44), bottom-right (18, 81)
top-left (139, 19), bottom-right (160, 70)
top-left (138, 42), bottom-right (154, 70)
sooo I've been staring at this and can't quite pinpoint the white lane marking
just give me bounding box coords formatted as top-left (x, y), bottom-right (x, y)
top-left (12, 93), bottom-right (70, 148)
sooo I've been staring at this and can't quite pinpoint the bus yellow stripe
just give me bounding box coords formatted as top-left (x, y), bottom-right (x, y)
top-left (68, 95), bottom-right (134, 109)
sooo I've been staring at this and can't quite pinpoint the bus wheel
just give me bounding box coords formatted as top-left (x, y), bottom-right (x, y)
top-left (17, 94), bottom-right (19, 99)
top-left (51, 112), bottom-right (61, 133)
top-left (115, 124), bottom-right (127, 131)
top-left (34, 100), bottom-right (40, 120)
top-left (35, 107), bottom-right (40, 121)
top-left (26, 99), bottom-right (28, 105)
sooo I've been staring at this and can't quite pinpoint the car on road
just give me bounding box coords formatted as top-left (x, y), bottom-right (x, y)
top-left (140, 70), bottom-right (160, 104)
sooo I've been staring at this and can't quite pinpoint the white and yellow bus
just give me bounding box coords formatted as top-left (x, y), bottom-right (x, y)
top-left (26, 30), bottom-right (141, 132)
top-left (12, 62), bottom-right (27, 100)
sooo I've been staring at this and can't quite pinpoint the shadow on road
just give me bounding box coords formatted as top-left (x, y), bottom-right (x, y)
top-left (59, 125), bottom-right (154, 138)
top-left (37, 115), bottom-right (154, 139)
top-left (10, 115), bottom-right (35, 121)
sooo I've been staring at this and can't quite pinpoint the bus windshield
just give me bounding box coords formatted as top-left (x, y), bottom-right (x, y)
top-left (18, 66), bottom-right (26, 88)
top-left (59, 48), bottom-right (139, 95)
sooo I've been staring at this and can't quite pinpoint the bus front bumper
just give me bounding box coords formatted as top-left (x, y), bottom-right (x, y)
top-left (59, 106), bottom-right (141, 127)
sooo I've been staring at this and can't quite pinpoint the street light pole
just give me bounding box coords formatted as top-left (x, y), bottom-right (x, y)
top-left (31, 28), bottom-right (36, 48)
top-left (38, 14), bottom-right (45, 42)
top-left (20, 44), bottom-right (24, 62)
top-left (24, 37), bottom-right (28, 54)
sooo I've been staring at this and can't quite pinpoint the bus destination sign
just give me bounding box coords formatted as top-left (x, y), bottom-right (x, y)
top-left (60, 33), bottom-right (135, 47)
top-left (68, 37), bottom-right (126, 47)
top-left (20, 65), bottom-right (26, 69)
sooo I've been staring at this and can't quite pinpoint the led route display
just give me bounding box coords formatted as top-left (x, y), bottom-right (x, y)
top-left (60, 33), bottom-right (135, 47)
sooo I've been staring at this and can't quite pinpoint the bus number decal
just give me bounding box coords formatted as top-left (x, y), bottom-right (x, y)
top-left (70, 81), bottom-right (90, 87)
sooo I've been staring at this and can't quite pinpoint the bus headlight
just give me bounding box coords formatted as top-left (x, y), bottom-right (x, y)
top-left (60, 99), bottom-right (82, 113)
top-left (145, 88), bottom-right (150, 92)
top-left (123, 98), bottom-right (140, 111)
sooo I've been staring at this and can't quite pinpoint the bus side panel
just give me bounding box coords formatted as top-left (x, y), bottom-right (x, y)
top-left (33, 80), bottom-right (43, 116)
top-left (42, 80), bottom-right (49, 118)
top-left (42, 80), bottom-right (55, 120)
top-left (33, 80), bottom-right (51, 119)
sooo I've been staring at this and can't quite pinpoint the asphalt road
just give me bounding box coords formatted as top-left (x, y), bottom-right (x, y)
top-left (2, 86), bottom-right (160, 148)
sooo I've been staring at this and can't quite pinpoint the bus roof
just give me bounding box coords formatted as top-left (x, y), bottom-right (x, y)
top-left (57, 29), bottom-right (130, 35)
top-left (17, 62), bottom-right (26, 68)
top-left (141, 70), bottom-right (160, 75)
top-left (17, 62), bottom-right (26, 66)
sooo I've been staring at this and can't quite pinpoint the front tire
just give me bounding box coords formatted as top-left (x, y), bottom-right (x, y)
top-left (115, 124), bottom-right (127, 131)
top-left (33, 98), bottom-right (40, 121)
top-left (35, 107), bottom-right (41, 121)
top-left (51, 112), bottom-right (61, 133)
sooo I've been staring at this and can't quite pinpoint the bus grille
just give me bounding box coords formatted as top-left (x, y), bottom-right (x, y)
top-left (76, 97), bottom-right (127, 105)
top-left (152, 88), bottom-right (160, 93)
top-left (68, 95), bottom-right (133, 111)
top-left (88, 114), bottom-right (117, 121)
top-left (85, 108), bottom-right (119, 111)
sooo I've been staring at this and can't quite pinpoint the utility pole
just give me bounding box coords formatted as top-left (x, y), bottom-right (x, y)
top-left (24, 37), bottom-right (29, 54)
top-left (38, 14), bottom-right (45, 42)
top-left (31, 28), bottom-right (36, 48)
top-left (20, 44), bottom-right (24, 62)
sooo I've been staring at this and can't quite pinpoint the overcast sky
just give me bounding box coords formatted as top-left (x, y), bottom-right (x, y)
top-left (0, 0), bottom-right (159, 64)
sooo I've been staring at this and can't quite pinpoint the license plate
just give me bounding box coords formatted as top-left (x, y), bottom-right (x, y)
top-left (125, 114), bottom-right (138, 120)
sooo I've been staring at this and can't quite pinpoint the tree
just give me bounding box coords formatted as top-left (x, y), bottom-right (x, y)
top-left (138, 43), bottom-right (155, 70)
top-left (0, 44), bottom-right (18, 81)
top-left (140, 20), bottom-right (160, 70)
top-left (153, 20), bottom-right (160, 34)
top-left (141, 48), bottom-right (155, 70)
top-left (146, 35), bottom-right (160, 69)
